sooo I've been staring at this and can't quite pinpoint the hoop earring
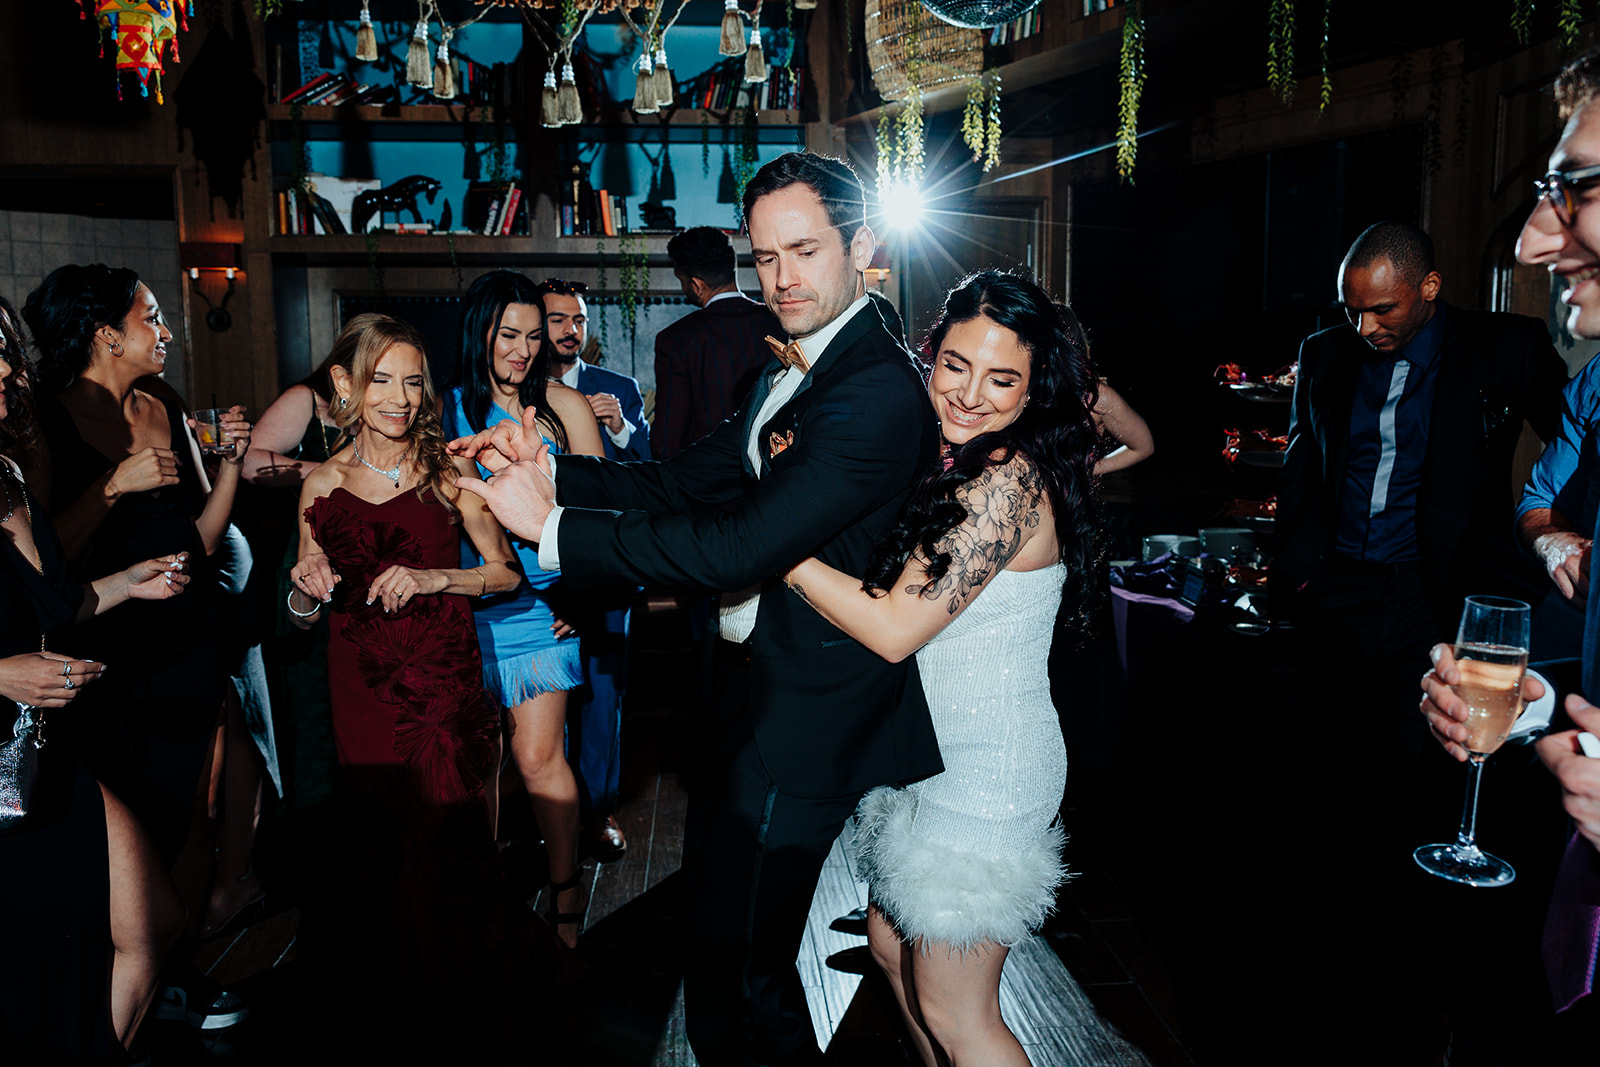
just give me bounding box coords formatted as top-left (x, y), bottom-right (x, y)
top-left (107, 340), bottom-right (123, 357)
top-left (334, 396), bottom-right (346, 411)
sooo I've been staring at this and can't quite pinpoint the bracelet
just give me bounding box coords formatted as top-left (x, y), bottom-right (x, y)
top-left (286, 587), bottom-right (321, 618)
top-left (475, 569), bottom-right (488, 597)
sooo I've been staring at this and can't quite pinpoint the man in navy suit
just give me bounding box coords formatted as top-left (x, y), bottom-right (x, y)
top-left (538, 279), bottom-right (652, 862)
top-left (655, 227), bottom-right (781, 460)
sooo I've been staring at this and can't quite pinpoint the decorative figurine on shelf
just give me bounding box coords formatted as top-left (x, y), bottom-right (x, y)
top-left (638, 199), bottom-right (676, 231)
top-left (351, 175), bottom-right (443, 234)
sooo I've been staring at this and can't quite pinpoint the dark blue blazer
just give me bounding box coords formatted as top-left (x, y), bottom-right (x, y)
top-left (574, 361), bottom-right (652, 462)
top-left (653, 294), bottom-right (781, 460)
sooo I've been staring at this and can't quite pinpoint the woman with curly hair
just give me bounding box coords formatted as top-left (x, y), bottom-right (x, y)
top-left (783, 271), bottom-right (1101, 1067)
top-left (287, 313), bottom-right (557, 1057)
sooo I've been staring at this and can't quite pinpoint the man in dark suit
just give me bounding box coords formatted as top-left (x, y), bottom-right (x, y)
top-left (459, 153), bottom-right (941, 1066)
top-left (655, 226), bottom-right (781, 460)
top-left (537, 279), bottom-right (651, 862)
top-left (1277, 221), bottom-right (1566, 770)
top-left (1275, 221), bottom-right (1565, 1059)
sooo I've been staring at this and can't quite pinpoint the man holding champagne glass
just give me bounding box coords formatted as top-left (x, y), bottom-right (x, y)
top-left (1423, 45), bottom-right (1600, 1028)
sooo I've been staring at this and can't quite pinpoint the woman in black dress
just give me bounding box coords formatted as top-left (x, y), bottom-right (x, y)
top-left (0, 293), bottom-right (192, 1058)
top-left (22, 266), bottom-right (252, 948)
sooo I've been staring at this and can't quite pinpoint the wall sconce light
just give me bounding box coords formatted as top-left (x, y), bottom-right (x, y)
top-left (179, 242), bottom-right (243, 332)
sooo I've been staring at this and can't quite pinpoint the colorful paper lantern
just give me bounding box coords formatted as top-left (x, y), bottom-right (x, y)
top-left (79, 0), bottom-right (193, 104)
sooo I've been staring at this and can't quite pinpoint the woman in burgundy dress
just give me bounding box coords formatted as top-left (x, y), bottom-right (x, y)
top-left (287, 314), bottom-right (559, 1056)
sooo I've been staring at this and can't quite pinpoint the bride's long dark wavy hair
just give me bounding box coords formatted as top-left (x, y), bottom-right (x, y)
top-left (863, 270), bottom-right (1102, 633)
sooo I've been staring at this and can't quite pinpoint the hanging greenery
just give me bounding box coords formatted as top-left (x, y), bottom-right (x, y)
top-left (618, 233), bottom-right (647, 358)
top-left (1560, 0), bottom-right (1585, 50)
top-left (1511, 0), bottom-right (1534, 46)
top-left (253, 0), bottom-right (287, 16)
top-left (365, 230), bottom-right (386, 309)
top-left (958, 71), bottom-right (1002, 172)
top-left (895, 84), bottom-right (926, 184)
top-left (984, 70), bottom-right (1001, 172)
top-left (1116, 1), bottom-right (1145, 182)
top-left (447, 232), bottom-right (463, 291)
top-left (876, 106), bottom-right (897, 192)
top-left (701, 110), bottom-right (713, 178)
top-left (595, 239), bottom-right (609, 355)
top-left (733, 102), bottom-right (761, 222)
top-left (1267, 0), bottom-right (1296, 104)
top-left (1319, 0), bottom-right (1332, 113)
top-left (485, 106), bottom-right (512, 183)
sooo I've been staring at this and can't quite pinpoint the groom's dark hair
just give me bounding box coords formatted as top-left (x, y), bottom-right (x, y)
top-left (742, 152), bottom-right (866, 251)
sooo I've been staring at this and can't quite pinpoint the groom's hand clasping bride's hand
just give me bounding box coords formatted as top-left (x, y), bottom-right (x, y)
top-left (454, 411), bottom-right (558, 543)
top-left (447, 405), bottom-right (546, 474)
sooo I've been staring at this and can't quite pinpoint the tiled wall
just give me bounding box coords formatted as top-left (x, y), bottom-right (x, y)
top-left (0, 211), bottom-right (186, 399)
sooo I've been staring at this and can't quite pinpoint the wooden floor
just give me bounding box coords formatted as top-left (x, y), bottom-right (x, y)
top-left (145, 626), bottom-right (1197, 1066)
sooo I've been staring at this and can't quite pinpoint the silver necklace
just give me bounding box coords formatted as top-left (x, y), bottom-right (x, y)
top-left (352, 441), bottom-right (404, 488)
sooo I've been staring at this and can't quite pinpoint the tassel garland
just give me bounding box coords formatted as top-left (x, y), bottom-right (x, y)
top-left (653, 49), bottom-right (675, 108)
top-left (356, 4), bottom-right (378, 62)
top-left (541, 69), bottom-right (562, 127)
top-left (406, 20), bottom-right (433, 88)
top-left (432, 35), bottom-right (456, 99)
top-left (633, 52), bottom-right (660, 114)
top-left (720, 0), bottom-right (747, 56)
top-left (557, 62), bottom-right (582, 124)
top-left (744, 28), bottom-right (767, 84)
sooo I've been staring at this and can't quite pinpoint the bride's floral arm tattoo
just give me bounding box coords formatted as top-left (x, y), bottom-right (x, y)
top-left (911, 457), bottom-right (1043, 615)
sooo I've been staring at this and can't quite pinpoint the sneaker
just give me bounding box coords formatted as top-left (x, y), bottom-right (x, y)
top-left (153, 981), bottom-right (250, 1031)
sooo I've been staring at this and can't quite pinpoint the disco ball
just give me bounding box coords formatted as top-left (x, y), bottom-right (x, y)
top-left (921, 0), bottom-right (1041, 30)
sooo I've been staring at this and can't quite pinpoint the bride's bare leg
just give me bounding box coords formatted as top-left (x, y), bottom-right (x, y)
top-left (103, 784), bottom-right (185, 1047)
top-left (909, 936), bottom-right (1029, 1067)
top-left (867, 904), bottom-right (946, 1067)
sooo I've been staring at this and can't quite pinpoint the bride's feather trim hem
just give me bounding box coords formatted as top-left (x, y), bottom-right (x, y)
top-left (853, 785), bottom-right (1068, 953)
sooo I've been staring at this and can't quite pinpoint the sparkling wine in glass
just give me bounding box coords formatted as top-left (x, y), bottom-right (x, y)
top-left (1413, 596), bottom-right (1530, 887)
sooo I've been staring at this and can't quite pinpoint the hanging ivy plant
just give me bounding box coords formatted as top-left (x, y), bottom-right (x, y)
top-left (1267, 0), bottom-right (1296, 104)
top-left (595, 239), bottom-right (609, 356)
top-left (984, 70), bottom-right (1002, 172)
top-left (1560, 0), bottom-right (1585, 50)
top-left (618, 233), bottom-right (644, 358)
top-left (1319, 0), bottom-right (1332, 113)
top-left (1116, 1), bottom-right (1145, 182)
top-left (253, 0), bottom-right (287, 17)
top-left (962, 77), bottom-right (985, 162)
top-left (733, 102), bottom-right (761, 223)
top-left (876, 106), bottom-right (897, 190)
top-left (1511, 0), bottom-right (1534, 45)
top-left (365, 230), bottom-right (385, 309)
top-left (702, 110), bottom-right (712, 178)
top-left (896, 83), bottom-right (926, 184)
top-left (959, 71), bottom-right (1002, 173)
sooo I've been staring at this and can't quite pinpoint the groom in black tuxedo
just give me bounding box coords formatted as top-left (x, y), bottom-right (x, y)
top-left (454, 152), bottom-right (942, 1066)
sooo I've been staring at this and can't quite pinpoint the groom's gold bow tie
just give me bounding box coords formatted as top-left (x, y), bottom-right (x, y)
top-left (764, 335), bottom-right (810, 374)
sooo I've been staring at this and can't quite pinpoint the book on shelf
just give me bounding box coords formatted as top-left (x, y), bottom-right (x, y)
top-left (598, 189), bottom-right (615, 237)
top-left (380, 222), bottom-right (435, 233)
top-left (499, 187), bottom-right (523, 236)
top-left (463, 181), bottom-right (524, 236)
top-left (281, 71), bottom-right (334, 104)
top-left (301, 73), bottom-right (352, 106)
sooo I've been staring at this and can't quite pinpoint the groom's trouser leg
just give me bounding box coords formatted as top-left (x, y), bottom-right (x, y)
top-left (683, 652), bottom-right (860, 1067)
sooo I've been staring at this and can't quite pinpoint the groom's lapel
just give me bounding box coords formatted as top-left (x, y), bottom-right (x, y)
top-left (738, 363), bottom-right (780, 479)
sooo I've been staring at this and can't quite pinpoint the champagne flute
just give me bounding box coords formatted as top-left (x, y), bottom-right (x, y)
top-left (1413, 595), bottom-right (1530, 887)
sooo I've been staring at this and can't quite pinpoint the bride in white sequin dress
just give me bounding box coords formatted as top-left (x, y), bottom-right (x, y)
top-left (785, 271), bottom-right (1102, 1067)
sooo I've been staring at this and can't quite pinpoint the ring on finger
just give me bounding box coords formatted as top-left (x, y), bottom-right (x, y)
top-left (63, 678), bottom-right (74, 690)
top-left (61, 662), bottom-right (70, 677)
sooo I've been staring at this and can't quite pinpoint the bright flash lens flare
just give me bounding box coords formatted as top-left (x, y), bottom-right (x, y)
top-left (879, 183), bottom-right (926, 231)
